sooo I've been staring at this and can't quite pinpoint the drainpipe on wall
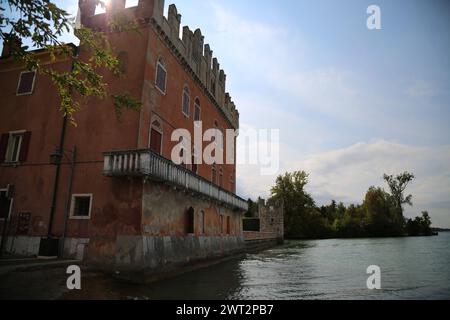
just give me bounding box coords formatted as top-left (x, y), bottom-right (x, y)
top-left (59, 145), bottom-right (77, 258)
top-left (38, 115), bottom-right (68, 257)
top-left (38, 45), bottom-right (78, 258)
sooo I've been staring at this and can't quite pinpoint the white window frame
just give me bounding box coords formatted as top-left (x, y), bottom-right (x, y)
top-left (155, 59), bottom-right (167, 95)
top-left (69, 194), bottom-right (93, 220)
top-left (5, 130), bottom-right (26, 163)
top-left (0, 189), bottom-right (13, 221)
top-left (16, 70), bottom-right (36, 96)
top-left (182, 86), bottom-right (190, 118)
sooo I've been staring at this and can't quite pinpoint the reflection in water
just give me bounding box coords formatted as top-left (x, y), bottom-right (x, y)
top-left (68, 233), bottom-right (450, 300)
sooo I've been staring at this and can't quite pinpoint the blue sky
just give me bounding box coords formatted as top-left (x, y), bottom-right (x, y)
top-left (4, 0), bottom-right (450, 227)
top-left (163, 0), bottom-right (450, 227)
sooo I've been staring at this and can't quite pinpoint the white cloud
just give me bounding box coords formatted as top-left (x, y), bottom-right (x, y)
top-left (237, 139), bottom-right (450, 227)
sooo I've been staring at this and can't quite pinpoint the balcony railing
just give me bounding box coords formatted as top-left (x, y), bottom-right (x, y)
top-left (103, 149), bottom-right (248, 211)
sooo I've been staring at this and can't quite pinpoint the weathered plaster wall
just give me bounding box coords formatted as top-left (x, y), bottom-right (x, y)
top-left (142, 181), bottom-right (242, 236)
top-left (114, 235), bottom-right (243, 273)
top-left (88, 180), bottom-right (245, 274)
top-left (243, 199), bottom-right (284, 242)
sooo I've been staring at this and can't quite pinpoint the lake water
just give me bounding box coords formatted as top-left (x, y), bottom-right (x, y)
top-left (56, 232), bottom-right (450, 300)
top-left (127, 232), bottom-right (450, 300)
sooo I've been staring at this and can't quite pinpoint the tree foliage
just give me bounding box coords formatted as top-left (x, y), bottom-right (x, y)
top-left (0, 0), bottom-right (141, 124)
top-left (270, 170), bottom-right (432, 239)
top-left (383, 171), bottom-right (415, 216)
top-left (269, 171), bottom-right (329, 239)
top-left (405, 211), bottom-right (432, 236)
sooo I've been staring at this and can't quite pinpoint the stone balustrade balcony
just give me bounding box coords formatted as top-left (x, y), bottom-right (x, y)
top-left (103, 149), bottom-right (248, 211)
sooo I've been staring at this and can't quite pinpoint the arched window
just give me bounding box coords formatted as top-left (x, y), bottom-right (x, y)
top-left (182, 86), bottom-right (190, 117)
top-left (194, 98), bottom-right (201, 123)
top-left (155, 57), bottom-right (167, 93)
top-left (149, 119), bottom-right (163, 155)
top-left (186, 207), bottom-right (195, 234)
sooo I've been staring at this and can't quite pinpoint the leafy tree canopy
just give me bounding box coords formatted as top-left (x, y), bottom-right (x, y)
top-left (0, 0), bottom-right (141, 124)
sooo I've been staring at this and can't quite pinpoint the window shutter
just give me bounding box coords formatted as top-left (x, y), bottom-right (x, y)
top-left (19, 131), bottom-right (31, 162)
top-left (0, 134), bottom-right (9, 163)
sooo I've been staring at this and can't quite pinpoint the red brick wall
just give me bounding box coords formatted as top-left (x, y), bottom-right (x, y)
top-left (0, 0), bottom-right (238, 243)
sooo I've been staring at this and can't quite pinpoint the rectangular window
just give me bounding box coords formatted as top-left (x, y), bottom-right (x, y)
top-left (7, 134), bottom-right (22, 163)
top-left (226, 216), bottom-right (231, 235)
top-left (70, 194), bottom-right (93, 219)
top-left (17, 71), bottom-right (36, 95)
top-left (1, 131), bottom-right (31, 163)
top-left (0, 130), bottom-right (31, 163)
top-left (220, 215), bottom-right (223, 234)
top-left (155, 61), bottom-right (167, 93)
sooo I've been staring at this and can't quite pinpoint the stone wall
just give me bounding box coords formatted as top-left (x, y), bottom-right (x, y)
top-left (87, 179), bottom-right (246, 277)
top-left (243, 199), bottom-right (284, 242)
top-left (151, 0), bottom-right (239, 128)
top-left (0, 235), bottom-right (89, 259)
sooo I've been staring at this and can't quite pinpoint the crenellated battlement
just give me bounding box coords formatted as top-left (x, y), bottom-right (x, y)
top-left (77, 0), bottom-right (240, 129)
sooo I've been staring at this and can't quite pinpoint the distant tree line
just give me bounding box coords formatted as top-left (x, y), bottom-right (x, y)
top-left (265, 170), bottom-right (433, 239)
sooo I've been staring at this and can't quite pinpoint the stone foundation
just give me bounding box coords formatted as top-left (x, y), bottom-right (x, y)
top-left (0, 235), bottom-right (89, 260)
top-left (87, 234), bottom-right (245, 282)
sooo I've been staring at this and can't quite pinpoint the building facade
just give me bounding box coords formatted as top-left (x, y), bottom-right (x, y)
top-left (0, 0), bottom-right (248, 277)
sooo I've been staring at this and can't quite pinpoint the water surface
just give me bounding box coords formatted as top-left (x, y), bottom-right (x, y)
top-left (133, 232), bottom-right (450, 300)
